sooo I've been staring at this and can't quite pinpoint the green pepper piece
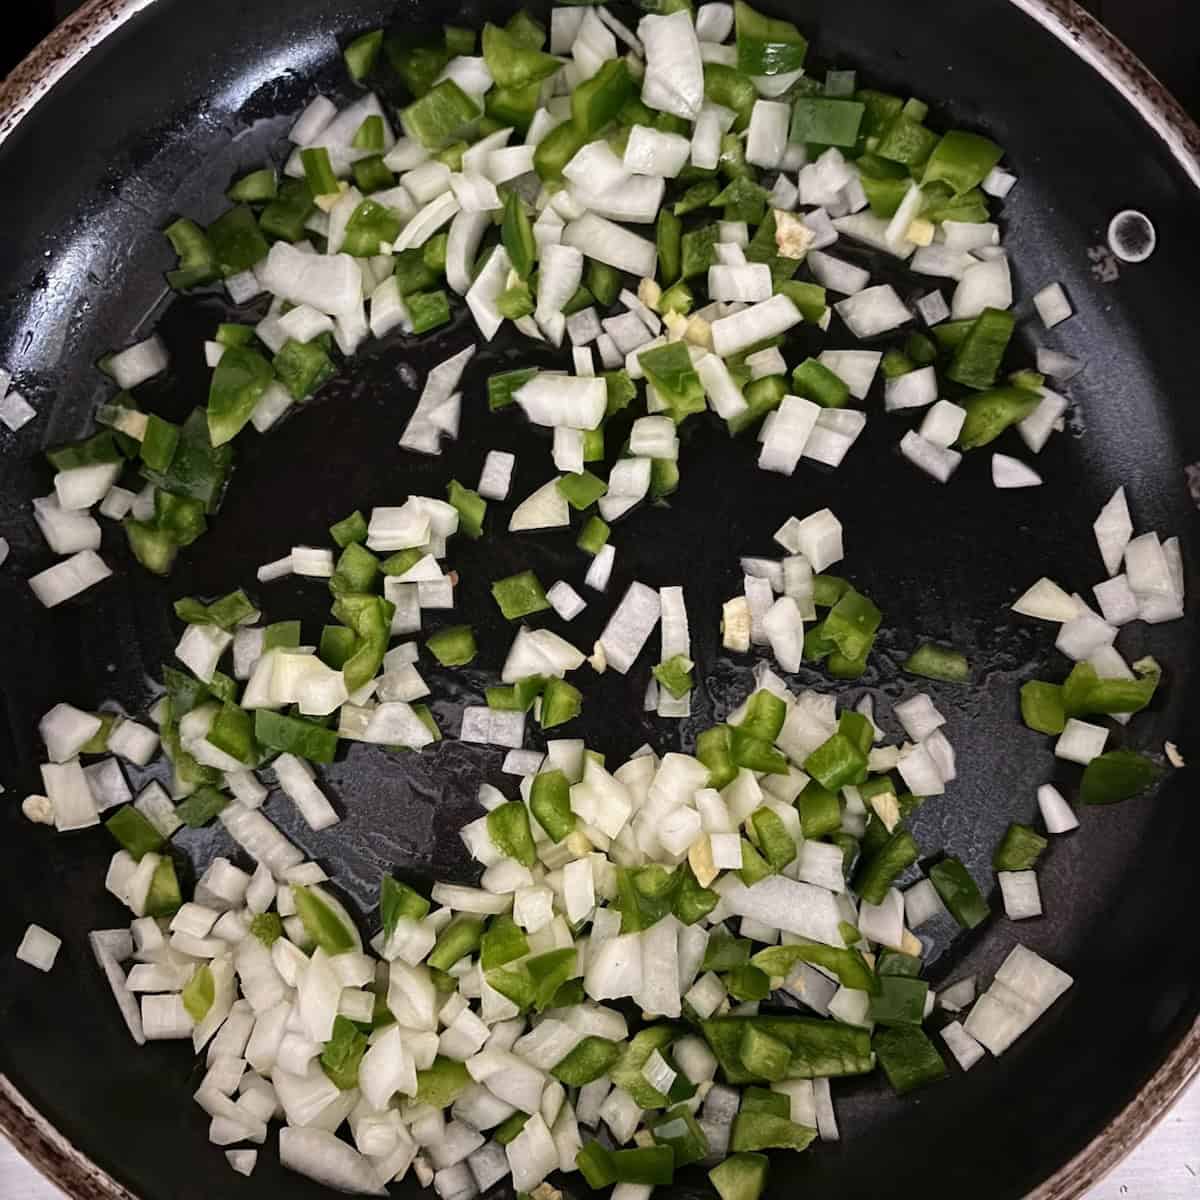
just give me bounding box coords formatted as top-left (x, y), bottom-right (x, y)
top-left (206, 205), bottom-right (270, 277)
top-left (611, 1026), bottom-right (678, 1108)
top-left (733, 1), bottom-right (807, 77)
top-left (380, 875), bottom-right (431, 943)
top-left (957, 385), bottom-right (1042, 450)
top-left (904, 642), bottom-right (970, 683)
top-left (638, 341), bottom-right (706, 422)
top-left (491, 570), bottom-right (550, 620)
top-left (653, 655), bottom-right (694, 700)
top-left (487, 802), bottom-right (537, 867)
top-left (946, 307), bottom-right (1015, 391)
top-left (1020, 680), bottom-right (1066, 734)
top-left (993, 823), bottom-right (1048, 871)
top-left (703, 930), bottom-right (751, 972)
top-left (540, 678), bottom-right (582, 730)
top-left (552, 1036), bottom-right (622, 1086)
top-left (415, 1057), bottom-right (471, 1108)
top-left (572, 58), bottom-right (636, 136)
top-left (727, 375), bottom-right (786, 435)
top-left (790, 98), bottom-right (865, 147)
top-left (500, 190), bottom-right (536, 282)
top-left (481, 914), bottom-right (529, 971)
top-left (482, 21), bottom-right (559, 89)
top-left (875, 114), bottom-right (939, 167)
top-left (675, 180), bottom-right (721, 216)
top-left (494, 1111), bottom-right (531, 1146)
top-left (428, 915), bottom-right (484, 971)
top-left (174, 785), bottom-right (230, 828)
top-left (696, 724), bottom-right (738, 789)
top-left (797, 781), bottom-right (842, 838)
top-left (344, 28), bottom-right (384, 82)
top-left (207, 345), bottom-right (273, 446)
top-left (577, 1142), bottom-right (618, 1189)
top-left (426, 624), bottom-right (476, 667)
top-left (401, 80), bottom-right (481, 149)
top-left (1080, 749), bottom-right (1163, 805)
top-left (748, 807), bottom-right (796, 871)
top-left (923, 130), bottom-right (1003, 196)
top-left (259, 178), bottom-right (316, 243)
top-left (254, 709), bottom-right (338, 763)
top-left (657, 208), bottom-right (682, 286)
top-left (144, 855), bottom-right (182, 918)
top-left (293, 885), bottom-right (357, 954)
top-left (751, 942), bottom-right (878, 994)
top-left (534, 120), bottom-right (587, 182)
top-left (730, 1110), bottom-right (817, 1152)
top-left (1062, 658), bottom-right (1160, 717)
top-left (710, 1154), bottom-right (769, 1200)
top-left (586, 259), bottom-right (622, 307)
top-left (868, 975), bottom-right (929, 1026)
top-left (250, 912), bottom-right (283, 946)
top-left (804, 729), bottom-right (867, 792)
top-left (874, 1025), bottom-right (947, 1094)
top-left (321, 1016), bottom-right (368, 1090)
top-left (680, 223), bottom-right (720, 281)
top-left (164, 218), bottom-right (218, 289)
top-left (791, 358), bottom-right (849, 408)
top-left (929, 857), bottom-right (990, 929)
top-left (105, 805), bottom-right (166, 860)
top-left (557, 470), bottom-right (608, 510)
top-left (577, 514), bottom-right (611, 556)
top-left (730, 728), bottom-right (789, 775)
top-left (182, 963), bottom-right (215, 1023)
top-left (530, 770), bottom-right (575, 843)
top-left (854, 829), bottom-right (920, 906)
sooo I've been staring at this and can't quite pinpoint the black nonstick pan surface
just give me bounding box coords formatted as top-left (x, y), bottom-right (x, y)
top-left (0, 1), bottom-right (1197, 1198)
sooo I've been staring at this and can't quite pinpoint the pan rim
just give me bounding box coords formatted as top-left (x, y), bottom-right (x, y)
top-left (0, 0), bottom-right (1197, 1197)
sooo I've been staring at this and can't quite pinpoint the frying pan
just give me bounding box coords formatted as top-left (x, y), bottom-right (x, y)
top-left (0, 1), bottom-right (1197, 1197)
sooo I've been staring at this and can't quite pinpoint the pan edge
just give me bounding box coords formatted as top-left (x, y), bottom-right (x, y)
top-left (0, 1), bottom-right (1197, 1198)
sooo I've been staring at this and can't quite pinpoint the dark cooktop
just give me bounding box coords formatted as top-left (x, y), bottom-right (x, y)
top-left (5, 0), bottom-right (1200, 118)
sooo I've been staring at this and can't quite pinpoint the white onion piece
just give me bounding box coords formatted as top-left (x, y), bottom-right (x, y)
top-left (745, 100), bottom-right (790, 169)
top-left (710, 294), bottom-right (802, 357)
top-left (992, 454), bottom-right (1043, 488)
top-left (1054, 718), bottom-right (1108, 764)
top-left (280, 1127), bottom-right (386, 1195)
top-left (1037, 783), bottom-right (1079, 833)
top-left (639, 11), bottom-right (704, 120)
top-left (1033, 282), bottom-right (1073, 329)
top-left (465, 244), bottom-right (512, 342)
top-left (624, 126), bottom-right (691, 177)
top-left (1011, 577), bottom-right (1078, 621)
top-left (807, 251), bottom-right (870, 296)
top-left (883, 366), bottom-right (937, 412)
top-left (563, 214), bottom-right (657, 277)
top-left (817, 350), bottom-right (879, 399)
top-left (515, 373), bottom-right (605, 430)
top-left (919, 399), bottom-right (966, 448)
top-left (1017, 387), bottom-right (1069, 454)
top-left (836, 285), bottom-right (911, 338)
top-left (509, 480), bottom-right (570, 532)
top-left (951, 257), bottom-right (1012, 320)
top-left (899, 431), bottom-right (961, 483)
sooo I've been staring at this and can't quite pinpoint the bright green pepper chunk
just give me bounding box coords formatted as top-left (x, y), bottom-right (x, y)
top-left (577, 514), bottom-right (611, 556)
top-left (182, 963), bottom-right (215, 1023)
top-left (501, 190), bottom-right (536, 281)
top-left (748, 807), bottom-right (796, 871)
top-left (1062, 658), bottom-right (1160, 716)
top-left (530, 770), bottom-right (575, 843)
top-left (1020, 680), bottom-right (1066, 734)
top-left (730, 728), bottom-right (789, 775)
top-left (710, 1154), bottom-right (769, 1200)
top-left (259, 178), bottom-right (315, 242)
top-left (649, 1104), bottom-right (708, 1168)
top-left (428, 916), bottom-right (484, 971)
top-left (868, 975), bottom-right (929, 1026)
top-left (875, 114), bottom-right (940, 167)
top-left (696, 724), bottom-right (738, 789)
top-left (557, 470), bottom-right (608, 510)
top-left (734, 1), bottom-right (807, 77)
top-left (638, 341), bottom-right (706, 422)
top-left (752, 942), bottom-right (877, 994)
top-left (957, 385), bottom-right (1042, 450)
top-left (164, 218), bottom-right (218, 289)
top-left (572, 58), bottom-right (636, 136)
top-left (446, 480), bottom-right (486, 540)
top-left (577, 1142), bottom-right (618, 1189)
top-left (923, 130), bottom-right (1003, 196)
top-left (929, 858), bottom-right (990, 929)
top-left (791, 358), bottom-right (849, 408)
top-left (905, 642), bottom-right (970, 683)
top-left (673, 863), bottom-right (718, 925)
top-left (482, 21), bottom-right (559, 88)
top-left (737, 690), bottom-right (787, 742)
top-left (993, 823), bottom-right (1048, 871)
top-left (491, 570), bottom-right (550, 620)
top-left (207, 205), bottom-right (270, 277)
top-left (730, 1110), bottom-right (818, 1152)
top-left (653, 654), bottom-right (694, 700)
top-left (144, 855), bottom-right (183, 918)
top-left (321, 1016), bottom-right (368, 1090)
top-left (401, 80), bottom-right (481, 148)
top-left (426, 624), bottom-right (476, 667)
top-left (656, 208), bottom-right (682, 286)
top-left (798, 781), bottom-right (842, 838)
top-left (207, 345), bottom-right (273, 446)
top-left (481, 914), bottom-right (529, 971)
top-left (487, 802), bottom-right (537, 867)
top-left (415, 1057), bottom-right (471, 1108)
top-left (105, 805), bottom-right (166, 860)
top-left (407, 290), bottom-right (451, 334)
top-left (344, 29), bottom-right (384, 82)
top-left (552, 1036), bottom-right (622, 1086)
top-left (854, 829), bottom-right (920, 906)
top-left (293, 885), bottom-right (357, 954)
top-left (540, 678), bottom-right (582, 730)
top-left (533, 121), bottom-right (587, 182)
top-left (738, 1024), bottom-right (791, 1081)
